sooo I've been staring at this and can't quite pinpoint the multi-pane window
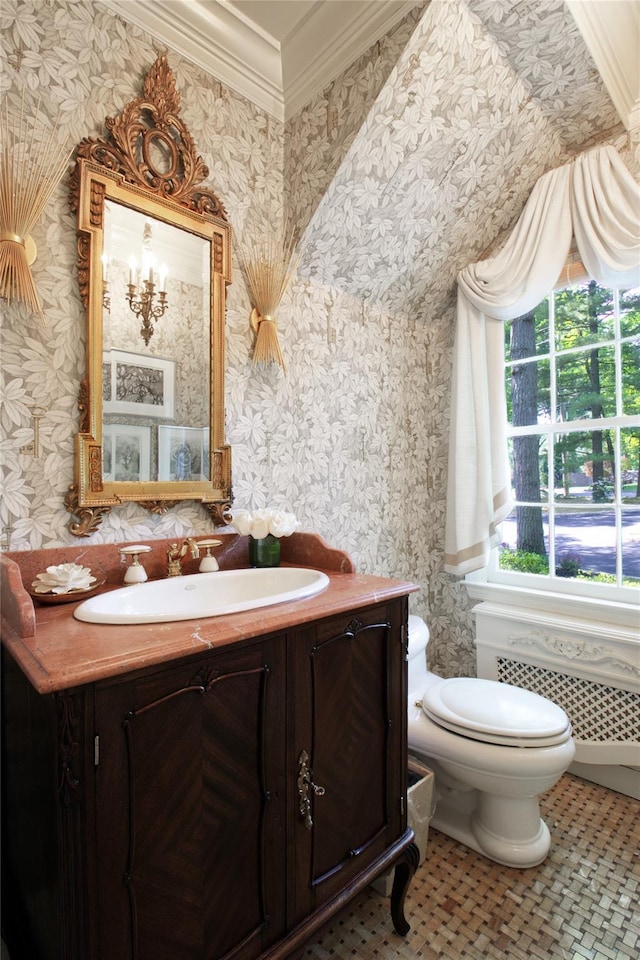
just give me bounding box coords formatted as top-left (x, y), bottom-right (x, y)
top-left (496, 280), bottom-right (640, 599)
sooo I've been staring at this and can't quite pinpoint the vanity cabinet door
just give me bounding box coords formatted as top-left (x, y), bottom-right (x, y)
top-left (289, 600), bottom-right (407, 925)
top-left (93, 636), bottom-right (287, 960)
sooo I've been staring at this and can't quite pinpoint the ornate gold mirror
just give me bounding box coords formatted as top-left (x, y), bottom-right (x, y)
top-left (65, 57), bottom-right (231, 536)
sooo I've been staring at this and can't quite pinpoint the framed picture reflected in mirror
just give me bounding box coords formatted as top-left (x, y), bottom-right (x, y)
top-left (158, 425), bottom-right (209, 481)
top-left (103, 350), bottom-right (175, 418)
top-left (102, 423), bottom-right (152, 482)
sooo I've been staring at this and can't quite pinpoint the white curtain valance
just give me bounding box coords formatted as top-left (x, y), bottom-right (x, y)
top-left (444, 145), bottom-right (640, 576)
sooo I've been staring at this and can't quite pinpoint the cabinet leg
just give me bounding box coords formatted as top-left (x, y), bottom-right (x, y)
top-left (389, 840), bottom-right (420, 936)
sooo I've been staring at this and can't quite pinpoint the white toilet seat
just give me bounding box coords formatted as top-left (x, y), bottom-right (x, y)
top-left (422, 677), bottom-right (572, 748)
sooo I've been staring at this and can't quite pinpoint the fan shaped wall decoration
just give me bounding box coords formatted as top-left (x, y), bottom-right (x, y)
top-left (0, 94), bottom-right (72, 319)
top-left (239, 220), bottom-right (303, 371)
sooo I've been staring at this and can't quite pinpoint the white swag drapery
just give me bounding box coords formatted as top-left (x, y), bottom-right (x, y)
top-left (444, 145), bottom-right (640, 576)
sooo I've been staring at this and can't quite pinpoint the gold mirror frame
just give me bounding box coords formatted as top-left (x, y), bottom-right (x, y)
top-left (65, 57), bottom-right (231, 536)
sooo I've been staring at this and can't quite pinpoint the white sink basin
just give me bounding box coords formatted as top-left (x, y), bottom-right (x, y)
top-left (73, 567), bottom-right (330, 625)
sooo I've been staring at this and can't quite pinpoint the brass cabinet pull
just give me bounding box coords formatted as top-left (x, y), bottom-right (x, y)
top-left (297, 749), bottom-right (326, 830)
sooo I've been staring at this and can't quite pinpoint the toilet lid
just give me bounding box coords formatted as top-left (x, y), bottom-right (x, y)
top-left (422, 678), bottom-right (572, 747)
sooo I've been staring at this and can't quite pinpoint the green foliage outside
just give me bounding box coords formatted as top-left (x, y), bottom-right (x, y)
top-left (499, 550), bottom-right (549, 574)
top-left (498, 547), bottom-right (639, 588)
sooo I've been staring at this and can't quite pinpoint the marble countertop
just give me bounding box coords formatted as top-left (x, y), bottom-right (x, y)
top-left (1, 533), bottom-right (418, 694)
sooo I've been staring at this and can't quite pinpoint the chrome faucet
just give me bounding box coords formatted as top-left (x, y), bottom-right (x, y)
top-left (167, 538), bottom-right (200, 577)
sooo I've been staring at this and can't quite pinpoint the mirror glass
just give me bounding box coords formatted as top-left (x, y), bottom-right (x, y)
top-left (102, 200), bottom-right (211, 483)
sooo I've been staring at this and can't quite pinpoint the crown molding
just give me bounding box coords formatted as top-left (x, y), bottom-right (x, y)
top-left (281, 1), bottom-right (419, 119)
top-left (567, 0), bottom-right (640, 133)
top-left (102, 0), bottom-right (284, 117)
top-left (101, 0), bottom-right (419, 121)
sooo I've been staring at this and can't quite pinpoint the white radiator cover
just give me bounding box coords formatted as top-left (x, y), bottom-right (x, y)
top-left (495, 658), bottom-right (639, 750)
top-left (474, 599), bottom-right (640, 795)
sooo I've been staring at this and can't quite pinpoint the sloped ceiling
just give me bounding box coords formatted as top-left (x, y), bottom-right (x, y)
top-left (293, 0), bottom-right (628, 313)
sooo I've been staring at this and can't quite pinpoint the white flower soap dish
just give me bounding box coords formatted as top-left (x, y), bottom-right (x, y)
top-left (30, 563), bottom-right (105, 604)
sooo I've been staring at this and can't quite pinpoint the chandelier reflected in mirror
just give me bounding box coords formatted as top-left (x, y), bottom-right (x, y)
top-left (126, 220), bottom-right (168, 345)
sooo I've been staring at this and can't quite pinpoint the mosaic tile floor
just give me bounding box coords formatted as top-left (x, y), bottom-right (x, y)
top-left (303, 774), bottom-right (639, 960)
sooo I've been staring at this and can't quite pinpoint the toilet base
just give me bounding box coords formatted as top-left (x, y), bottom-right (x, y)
top-left (420, 761), bottom-right (552, 868)
top-left (431, 804), bottom-right (550, 868)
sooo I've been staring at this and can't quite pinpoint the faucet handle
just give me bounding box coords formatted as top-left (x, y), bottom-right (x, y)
top-left (119, 544), bottom-right (152, 584)
top-left (198, 538), bottom-right (222, 572)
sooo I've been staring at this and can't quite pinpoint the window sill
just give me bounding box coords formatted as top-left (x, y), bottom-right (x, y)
top-left (464, 576), bottom-right (640, 635)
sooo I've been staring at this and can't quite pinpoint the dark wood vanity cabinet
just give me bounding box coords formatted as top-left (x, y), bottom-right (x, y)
top-left (2, 598), bottom-right (416, 960)
top-left (92, 633), bottom-right (288, 960)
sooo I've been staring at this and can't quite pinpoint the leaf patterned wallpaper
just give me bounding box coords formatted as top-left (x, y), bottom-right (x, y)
top-left (0, 0), bottom-right (631, 676)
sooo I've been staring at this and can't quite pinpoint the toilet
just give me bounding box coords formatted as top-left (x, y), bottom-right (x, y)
top-left (407, 616), bottom-right (575, 868)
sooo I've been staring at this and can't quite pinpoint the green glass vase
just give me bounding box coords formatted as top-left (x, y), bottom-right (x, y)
top-left (249, 534), bottom-right (281, 567)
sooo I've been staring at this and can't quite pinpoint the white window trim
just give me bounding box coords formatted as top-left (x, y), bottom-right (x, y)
top-left (465, 565), bottom-right (640, 632)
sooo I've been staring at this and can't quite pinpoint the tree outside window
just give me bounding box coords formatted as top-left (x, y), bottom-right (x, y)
top-left (499, 281), bottom-right (640, 594)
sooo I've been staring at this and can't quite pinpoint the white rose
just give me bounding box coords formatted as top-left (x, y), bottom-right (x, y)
top-left (269, 511), bottom-right (298, 538)
top-left (250, 514), bottom-right (271, 539)
top-left (231, 510), bottom-right (253, 536)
